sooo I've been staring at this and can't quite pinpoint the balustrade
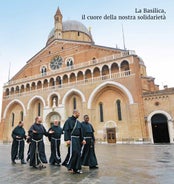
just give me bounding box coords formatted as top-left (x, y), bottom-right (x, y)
top-left (4, 52), bottom-right (134, 86)
top-left (3, 70), bottom-right (133, 99)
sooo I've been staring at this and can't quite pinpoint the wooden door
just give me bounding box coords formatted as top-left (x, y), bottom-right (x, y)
top-left (107, 128), bottom-right (116, 143)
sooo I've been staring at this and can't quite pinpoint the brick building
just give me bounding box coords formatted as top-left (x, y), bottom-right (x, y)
top-left (1, 8), bottom-right (174, 144)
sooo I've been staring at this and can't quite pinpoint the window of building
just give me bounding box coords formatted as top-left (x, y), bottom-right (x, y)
top-left (70, 60), bottom-right (73, 66)
top-left (41, 66), bottom-right (47, 76)
top-left (73, 97), bottom-right (76, 110)
top-left (66, 57), bottom-right (74, 68)
top-left (92, 57), bottom-right (97, 63)
top-left (116, 100), bottom-right (122, 121)
top-left (120, 60), bottom-right (130, 72)
top-left (99, 102), bottom-right (104, 122)
top-left (6, 88), bottom-right (9, 96)
top-left (56, 76), bottom-right (61, 87)
top-left (12, 113), bottom-right (15, 127)
top-left (20, 111), bottom-right (23, 121)
top-left (38, 103), bottom-right (41, 116)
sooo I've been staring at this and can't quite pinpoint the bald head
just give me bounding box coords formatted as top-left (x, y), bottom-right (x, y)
top-left (73, 109), bottom-right (80, 118)
top-left (54, 120), bottom-right (60, 126)
top-left (36, 116), bottom-right (42, 124)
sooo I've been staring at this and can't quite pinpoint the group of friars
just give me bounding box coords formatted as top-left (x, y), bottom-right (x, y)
top-left (11, 110), bottom-right (98, 173)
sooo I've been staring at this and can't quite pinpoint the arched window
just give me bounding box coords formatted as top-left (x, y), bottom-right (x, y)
top-left (50, 78), bottom-right (55, 87)
top-left (37, 81), bottom-right (42, 89)
top-left (63, 74), bottom-right (68, 84)
top-left (120, 60), bottom-right (129, 72)
top-left (92, 57), bottom-right (97, 63)
top-left (20, 111), bottom-right (23, 121)
top-left (56, 76), bottom-right (61, 87)
top-left (16, 86), bottom-right (20, 93)
top-left (38, 103), bottom-right (41, 116)
top-left (85, 69), bottom-right (92, 80)
top-left (26, 83), bottom-right (30, 92)
top-left (116, 100), bottom-right (122, 121)
top-left (93, 67), bottom-right (100, 77)
top-left (70, 60), bottom-right (73, 66)
top-left (66, 58), bottom-right (74, 68)
top-left (43, 79), bottom-right (48, 88)
top-left (12, 113), bottom-right (15, 127)
top-left (73, 97), bottom-right (76, 110)
top-left (70, 73), bottom-right (76, 83)
top-left (77, 71), bottom-right (84, 81)
top-left (99, 102), bottom-right (104, 122)
top-left (6, 88), bottom-right (10, 96)
top-left (41, 66), bottom-right (47, 76)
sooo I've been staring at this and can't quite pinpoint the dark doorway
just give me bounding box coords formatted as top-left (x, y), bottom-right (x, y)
top-left (107, 128), bottom-right (116, 143)
top-left (151, 114), bottom-right (170, 143)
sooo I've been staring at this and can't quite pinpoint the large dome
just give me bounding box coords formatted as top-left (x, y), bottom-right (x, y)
top-left (63, 20), bottom-right (91, 36)
top-left (47, 20), bottom-right (92, 42)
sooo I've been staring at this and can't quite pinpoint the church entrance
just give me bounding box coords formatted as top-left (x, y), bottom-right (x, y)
top-left (107, 128), bottom-right (116, 143)
top-left (151, 113), bottom-right (170, 143)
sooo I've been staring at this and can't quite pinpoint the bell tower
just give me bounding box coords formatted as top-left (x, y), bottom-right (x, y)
top-left (54, 7), bottom-right (63, 39)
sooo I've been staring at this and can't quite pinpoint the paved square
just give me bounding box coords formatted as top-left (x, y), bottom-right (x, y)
top-left (0, 143), bottom-right (174, 184)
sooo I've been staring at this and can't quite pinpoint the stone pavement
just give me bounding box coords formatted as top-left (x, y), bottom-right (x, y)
top-left (0, 143), bottom-right (174, 184)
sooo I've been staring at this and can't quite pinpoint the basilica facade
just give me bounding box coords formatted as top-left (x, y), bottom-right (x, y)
top-left (1, 8), bottom-right (174, 144)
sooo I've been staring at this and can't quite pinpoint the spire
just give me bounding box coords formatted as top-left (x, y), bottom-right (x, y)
top-left (54, 7), bottom-right (63, 39)
top-left (55, 7), bottom-right (62, 17)
top-left (54, 7), bottom-right (62, 21)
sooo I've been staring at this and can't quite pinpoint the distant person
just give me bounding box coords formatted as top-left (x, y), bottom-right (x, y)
top-left (63, 109), bottom-right (86, 174)
top-left (11, 121), bottom-right (27, 164)
top-left (28, 116), bottom-right (48, 169)
top-left (48, 120), bottom-right (63, 166)
top-left (81, 115), bottom-right (98, 169)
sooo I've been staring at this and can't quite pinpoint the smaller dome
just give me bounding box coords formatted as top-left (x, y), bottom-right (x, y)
top-left (63, 20), bottom-right (91, 37)
top-left (48, 29), bottom-right (54, 40)
top-left (138, 56), bottom-right (145, 66)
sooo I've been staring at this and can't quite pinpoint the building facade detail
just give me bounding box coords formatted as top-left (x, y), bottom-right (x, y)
top-left (1, 8), bottom-right (174, 144)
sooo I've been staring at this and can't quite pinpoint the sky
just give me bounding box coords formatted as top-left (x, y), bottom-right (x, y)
top-left (0, 0), bottom-right (174, 118)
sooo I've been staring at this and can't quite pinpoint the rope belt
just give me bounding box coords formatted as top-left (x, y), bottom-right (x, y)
top-left (32, 138), bottom-right (43, 142)
top-left (81, 137), bottom-right (93, 156)
top-left (51, 137), bottom-right (61, 140)
top-left (16, 139), bottom-right (24, 141)
top-left (32, 138), bottom-right (43, 166)
top-left (71, 136), bottom-right (79, 138)
top-left (67, 135), bottom-right (80, 165)
top-left (51, 137), bottom-right (61, 160)
top-left (16, 139), bottom-right (24, 159)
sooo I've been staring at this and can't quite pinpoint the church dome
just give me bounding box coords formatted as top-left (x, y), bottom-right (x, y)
top-left (63, 20), bottom-right (91, 36)
top-left (138, 56), bottom-right (145, 66)
top-left (47, 20), bottom-right (93, 44)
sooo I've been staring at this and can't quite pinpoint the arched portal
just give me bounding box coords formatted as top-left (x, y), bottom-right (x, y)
top-left (151, 113), bottom-right (170, 143)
